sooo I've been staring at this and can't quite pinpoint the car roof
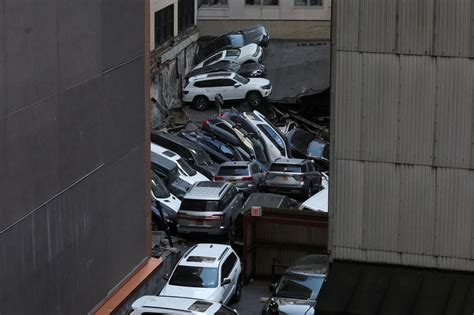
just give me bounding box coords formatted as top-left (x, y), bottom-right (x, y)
top-left (242, 193), bottom-right (290, 211)
top-left (150, 143), bottom-right (180, 161)
top-left (151, 152), bottom-right (177, 171)
top-left (181, 243), bottom-right (232, 267)
top-left (273, 158), bottom-right (308, 165)
top-left (219, 161), bottom-right (252, 167)
top-left (189, 71), bottom-right (235, 81)
top-left (285, 255), bottom-right (328, 276)
top-left (184, 181), bottom-right (230, 200)
top-left (132, 295), bottom-right (224, 314)
top-left (152, 131), bottom-right (208, 153)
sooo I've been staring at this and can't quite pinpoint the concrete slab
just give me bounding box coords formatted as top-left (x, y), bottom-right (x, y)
top-left (263, 40), bottom-right (330, 103)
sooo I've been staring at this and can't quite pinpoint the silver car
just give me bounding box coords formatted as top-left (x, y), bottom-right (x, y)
top-left (261, 158), bottom-right (322, 199)
top-left (214, 161), bottom-right (266, 194)
top-left (177, 182), bottom-right (243, 238)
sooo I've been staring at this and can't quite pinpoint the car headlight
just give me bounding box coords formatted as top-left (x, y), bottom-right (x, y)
top-left (261, 84), bottom-right (271, 89)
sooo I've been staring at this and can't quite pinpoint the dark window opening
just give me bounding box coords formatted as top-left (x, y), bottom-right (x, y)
top-left (179, 0), bottom-right (195, 33)
top-left (155, 4), bottom-right (174, 49)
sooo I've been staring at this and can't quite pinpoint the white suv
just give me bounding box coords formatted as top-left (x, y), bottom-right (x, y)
top-left (160, 243), bottom-right (242, 305)
top-left (131, 296), bottom-right (238, 314)
top-left (183, 72), bottom-right (272, 110)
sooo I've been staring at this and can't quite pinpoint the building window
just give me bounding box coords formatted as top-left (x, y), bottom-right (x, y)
top-left (201, 0), bottom-right (228, 5)
top-left (155, 4), bottom-right (174, 48)
top-left (246, 0), bottom-right (279, 5)
top-left (179, 0), bottom-right (195, 33)
top-left (295, 0), bottom-right (323, 6)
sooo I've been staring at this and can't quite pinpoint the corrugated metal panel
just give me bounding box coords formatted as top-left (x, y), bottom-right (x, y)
top-left (361, 53), bottom-right (398, 163)
top-left (434, 168), bottom-right (473, 259)
top-left (333, 52), bottom-right (362, 160)
top-left (332, 159), bottom-right (364, 248)
top-left (335, 0), bottom-right (359, 51)
top-left (398, 55), bottom-right (436, 165)
top-left (398, 0), bottom-right (434, 55)
top-left (362, 162), bottom-right (399, 251)
top-left (359, 0), bottom-right (397, 53)
top-left (434, 58), bottom-right (473, 169)
top-left (434, 0), bottom-right (472, 57)
top-left (398, 165), bottom-right (436, 255)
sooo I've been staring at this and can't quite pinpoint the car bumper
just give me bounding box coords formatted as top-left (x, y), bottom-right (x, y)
top-left (182, 94), bottom-right (193, 103)
top-left (177, 224), bottom-right (228, 235)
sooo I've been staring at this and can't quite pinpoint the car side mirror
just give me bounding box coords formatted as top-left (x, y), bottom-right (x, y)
top-left (221, 278), bottom-right (231, 286)
top-left (163, 273), bottom-right (169, 281)
top-left (234, 83), bottom-right (241, 88)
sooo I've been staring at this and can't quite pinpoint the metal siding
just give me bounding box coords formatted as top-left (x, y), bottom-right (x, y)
top-left (398, 0), bottom-right (434, 55)
top-left (333, 51), bottom-right (362, 160)
top-left (434, 58), bottom-right (473, 169)
top-left (398, 165), bottom-right (436, 255)
top-left (359, 0), bottom-right (397, 53)
top-left (361, 53), bottom-right (398, 163)
top-left (335, 0), bottom-right (359, 51)
top-left (362, 162), bottom-right (399, 252)
top-left (333, 159), bottom-right (364, 249)
top-left (397, 55), bottom-right (436, 165)
top-left (434, 168), bottom-right (473, 259)
top-left (434, 0), bottom-right (472, 57)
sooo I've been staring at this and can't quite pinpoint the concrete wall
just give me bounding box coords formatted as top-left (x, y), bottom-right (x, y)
top-left (0, 0), bottom-right (148, 313)
top-left (197, 19), bottom-right (330, 40)
top-left (329, 0), bottom-right (474, 272)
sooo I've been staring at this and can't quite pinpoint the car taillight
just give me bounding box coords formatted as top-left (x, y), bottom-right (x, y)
top-left (298, 175), bottom-right (306, 181)
top-left (242, 176), bottom-right (253, 181)
top-left (214, 176), bottom-right (224, 181)
top-left (206, 214), bottom-right (225, 221)
top-left (177, 213), bottom-right (191, 220)
top-left (202, 120), bottom-right (209, 129)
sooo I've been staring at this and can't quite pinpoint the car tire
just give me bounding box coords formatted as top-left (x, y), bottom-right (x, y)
top-left (247, 91), bottom-right (263, 107)
top-left (193, 96), bottom-right (209, 111)
top-left (231, 275), bottom-right (242, 303)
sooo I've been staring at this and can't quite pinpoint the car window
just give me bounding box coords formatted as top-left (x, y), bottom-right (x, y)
top-left (258, 125), bottom-right (286, 155)
top-left (234, 74), bottom-right (249, 84)
top-left (251, 164), bottom-right (260, 173)
top-left (307, 141), bottom-right (326, 159)
top-left (194, 80), bottom-right (208, 88)
top-left (270, 164), bottom-right (302, 173)
top-left (275, 274), bottom-right (324, 300)
top-left (218, 166), bottom-right (249, 176)
top-left (228, 34), bottom-right (245, 47)
top-left (190, 148), bottom-right (214, 166)
top-left (151, 177), bottom-right (170, 199)
top-left (176, 158), bottom-right (197, 176)
top-left (203, 52), bottom-right (224, 66)
top-left (221, 253), bottom-right (238, 279)
top-left (169, 266), bottom-right (218, 288)
top-left (219, 79), bottom-right (236, 87)
top-left (180, 199), bottom-right (219, 212)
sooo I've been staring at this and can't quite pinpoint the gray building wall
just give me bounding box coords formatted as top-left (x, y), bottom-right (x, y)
top-left (0, 0), bottom-right (148, 314)
top-left (330, 0), bottom-right (474, 272)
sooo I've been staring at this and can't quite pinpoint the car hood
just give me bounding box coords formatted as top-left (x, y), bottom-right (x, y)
top-left (270, 297), bottom-right (315, 315)
top-left (248, 77), bottom-right (270, 86)
top-left (161, 285), bottom-right (221, 303)
top-left (239, 62), bottom-right (265, 73)
top-left (239, 43), bottom-right (259, 57)
top-left (187, 172), bottom-right (209, 184)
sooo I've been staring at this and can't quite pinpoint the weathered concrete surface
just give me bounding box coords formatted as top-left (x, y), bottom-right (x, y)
top-left (265, 40), bottom-right (330, 103)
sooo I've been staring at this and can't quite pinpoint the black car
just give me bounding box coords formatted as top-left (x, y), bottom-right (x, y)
top-left (150, 151), bottom-right (191, 199)
top-left (287, 128), bottom-right (329, 172)
top-left (262, 255), bottom-right (328, 315)
top-left (151, 131), bottom-right (218, 179)
top-left (150, 172), bottom-right (179, 232)
top-left (185, 60), bottom-right (266, 81)
top-left (179, 130), bottom-right (250, 163)
top-left (195, 24), bottom-right (269, 62)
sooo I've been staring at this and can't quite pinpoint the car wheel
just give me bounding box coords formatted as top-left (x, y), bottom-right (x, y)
top-left (247, 91), bottom-right (262, 107)
top-left (193, 96), bottom-right (209, 111)
top-left (232, 275), bottom-right (242, 303)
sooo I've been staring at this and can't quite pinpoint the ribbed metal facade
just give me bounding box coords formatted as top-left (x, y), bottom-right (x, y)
top-left (331, 0), bottom-right (474, 272)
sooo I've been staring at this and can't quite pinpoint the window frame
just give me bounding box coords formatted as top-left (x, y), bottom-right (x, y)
top-left (245, 0), bottom-right (280, 6)
top-left (294, 0), bottom-right (323, 7)
top-left (154, 4), bottom-right (175, 49)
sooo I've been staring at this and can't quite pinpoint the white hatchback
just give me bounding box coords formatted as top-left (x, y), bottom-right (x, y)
top-left (160, 243), bottom-right (242, 305)
top-left (183, 72), bottom-right (272, 110)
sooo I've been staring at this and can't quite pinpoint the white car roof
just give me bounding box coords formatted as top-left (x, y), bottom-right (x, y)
top-left (150, 143), bottom-right (180, 162)
top-left (300, 186), bottom-right (328, 212)
top-left (131, 295), bottom-right (225, 314)
top-left (188, 71), bottom-right (235, 82)
top-left (180, 243), bottom-right (232, 268)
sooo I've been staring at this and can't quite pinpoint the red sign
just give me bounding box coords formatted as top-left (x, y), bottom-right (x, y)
top-left (251, 206), bottom-right (262, 217)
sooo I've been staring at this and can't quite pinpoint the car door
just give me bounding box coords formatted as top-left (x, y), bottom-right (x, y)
top-left (202, 79), bottom-right (222, 100)
top-left (218, 78), bottom-right (240, 100)
top-left (220, 253), bottom-right (238, 304)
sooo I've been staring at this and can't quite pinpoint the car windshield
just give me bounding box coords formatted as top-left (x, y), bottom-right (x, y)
top-left (169, 266), bottom-right (218, 288)
top-left (176, 158), bottom-right (197, 176)
top-left (270, 164), bottom-right (302, 173)
top-left (275, 274), bottom-right (324, 300)
top-left (234, 74), bottom-right (250, 84)
top-left (224, 49), bottom-right (241, 61)
top-left (228, 34), bottom-right (245, 47)
top-left (180, 199), bottom-right (220, 212)
top-left (218, 166), bottom-right (249, 176)
top-left (203, 52), bottom-right (224, 66)
top-left (307, 141), bottom-right (325, 159)
top-left (258, 125), bottom-right (286, 155)
top-left (215, 306), bottom-right (239, 315)
top-left (151, 177), bottom-right (170, 199)
top-left (191, 148), bottom-right (214, 166)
